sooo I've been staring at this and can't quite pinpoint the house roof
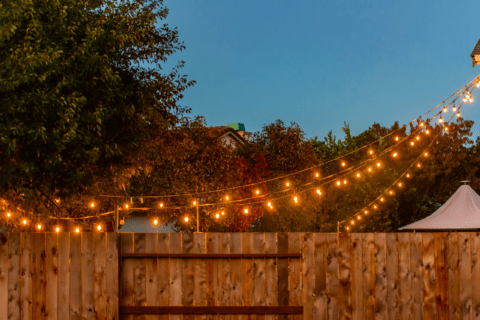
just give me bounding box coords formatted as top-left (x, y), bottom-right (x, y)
top-left (471, 39), bottom-right (480, 57)
top-left (211, 126), bottom-right (247, 146)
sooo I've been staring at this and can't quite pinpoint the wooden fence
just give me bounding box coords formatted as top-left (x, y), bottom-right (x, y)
top-left (1, 232), bottom-right (480, 319)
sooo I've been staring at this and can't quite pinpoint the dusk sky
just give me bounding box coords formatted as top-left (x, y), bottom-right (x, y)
top-left (164, 0), bottom-right (480, 140)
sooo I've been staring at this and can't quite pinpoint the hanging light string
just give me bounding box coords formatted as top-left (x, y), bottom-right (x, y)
top-left (339, 105), bottom-right (463, 230)
top-left (98, 77), bottom-right (480, 200)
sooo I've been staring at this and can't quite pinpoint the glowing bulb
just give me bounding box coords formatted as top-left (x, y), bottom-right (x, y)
top-left (368, 167), bottom-right (372, 172)
top-left (226, 196), bottom-right (229, 201)
top-left (346, 226), bottom-right (349, 230)
top-left (417, 163), bottom-right (421, 168)
top-left (389, 191), bottom-right (393, 195)
top-left (356, 173), bottom-right (361, 178)
top-left (337, 181), bottom-right (341, 186)
top-left (286, 182), bottom-right (290, 187)
top-left (443, 107), bottom-right (447, 113)
top-left (23, 219), bottom-right (27, 225)
top-left (369, 150), bottom-right (373, 155)
top-left (153, 219), bottom-right (159, 226)
top-left (268, 202), bottom-right (272, 207)
top-left (159, 203), bottom-right (164, 208)
top-left (244, 208), bottom-right (249, 214)
top-left (374, 205), bottom-right (377, 209)
top-left (364, 210), bottom-right (368, 214)
top-left (377, 162), bottom-right (381, 167)
top-left (97, 225), bottom-right (102, 231)
top-left (410, 141), bottom-right (414, 146)
top-left (256, 190), bottom-right (260, 195)
top-left (294, 196), bottom-right (298, 203)
top-left (398, 182), bottom-right (402, 187)
top-left (463, 98), bottom-right (467, 103)
top-left (420, 122), bottom-right (425, 127)
top-left (6, 212), bottom-right (10, 218)
top-left (351, 220), bottom-right (354, 225)
top-left (380, 198), bottom-right (384, 202)
top-left (193, 201), bottom-right (197, 206)
top-left (221, 211), bottom-right (225, 215)
top-left (453, 106), bottom-right (457, 112)
top-left (215, 213), bottom-right (220, 219)
top-left (470, 98), bottom-right (474, 103)
top-left (457, 112), bottom-right (461, 118)
top-left (55, 199), bottom-right (60, 203)
top-left (393, 152), bottom-right (397, 157)
top-left (406, 173), bottom-right (410, 178)
top-left (357, 216), bottom-right (361, 220)
top-left (395, 136), bottom-right (399, 141)
top-left (444, 127), bottom-right (449, 132)
top-left (185, 217), bottom-right (189, 222)
top-left (477, 82), bottom-right (480, 88)
top-left (343, 180), bottom-right (347, 184)
top-left (341, 162), bottom-right (346, 167)
top-left (55, 227), bottom-right (60, 233)
top-left (37, 224), bottom-right (42, 230)
top-left (426, 130), bottom-right (430, 134)
top-left (315, 173), bottom-right (319, 178)
top-left (416, 136), bottom-right (420, 141)
top-left (439, 117), bottom-right (443, 123)
top-left (316, 189), bottom-right (321, 195)
top-left (75, 227), bottom-right (80, 233)
top-left (125, 204), bottom-right (129, 209)
top-left (90, 203), bottom-right (95, 208)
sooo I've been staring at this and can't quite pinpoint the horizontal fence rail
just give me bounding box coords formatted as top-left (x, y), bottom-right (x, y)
top-left (1, 231), bottom-right (480, 319)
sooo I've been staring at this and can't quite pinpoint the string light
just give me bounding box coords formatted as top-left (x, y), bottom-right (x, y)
top-left (286, 182), bottom-right (290, 187)
top-left (193, 201), bottom-right (197, 206)
top-left (125, 204), bottom-right (129, 209)
top-left (268, 201), bottom-right (272, 207)
top-left (6, 212), bottom-right (10, 218)
top-left (316, 189), bottom-right (321, 195)
top-left (22, 219), bottom-right (27, 225)
top-left (380, 198), bottom-right (384, 202)
top-left (337, 181), bottom-right (341, 186)
top-left (416, 136), bottom-right (420, 141)
top-left (225, 196), bottom-right (229, 201)
top-left (346, 226), bottom-right (349, 230)
top-left (406, 173), bottom-right (411, 178)
top-left (453, 105), bottom-right (457, 112)
top-left (417, 163), bottom-right (421, 168)
top-left (55, 226), bottom-right (60, 233)
top-left (96, 224), bottom-right (102, 231)
top-left (37, 224), bottom-right (42, 230)
top-left (368, 167), bottom-right (372, 172)
top-left (90, 203), bottom-right (95, 208)
top-left (343, 179), bottom-right (347, 184)
top-left (184, 217), bottom-right (189, 222)
top-left (244, 208), bottom-right (249, 214)
top-left (393, 152), bottom-right (398, 157)
top-left (351, 220), bottom-right (354, 225)
top-left (357, 216), bottom-right (361, 220)
top-left (424, 152), bottom-right (428, 157)
top-left (398, 182), bottom-right (402, 187)
top-left (426, 129), bottom-right (430, 134)
top-left (159, 203), bottom-right (164, 208)
top-left (443, 106), bottom-right (448, 113)
top-left (153, 219), bottom-right (159, 226)
top-left (376, 162), bottom-right (381, 167)
top-left (444, 127), bottom-right (449, 132)
top-left (364, 210), bottom-right (368, 214)
top-left (55, 199), bottom-right (60, 203)
top-left (315, 173), bottom-right (319, 178)
top-left (395, 136), bottom-right (399, 141)
top-left (75, 227), bottom-right (80, 233)
top-left (439, 116), bottom-right (443, 123)
top-left (341, 162), bottom-right (346, 167)
top-left (457, 111), bottom-right (461, 118)
top-left (356, 173), bottom-right (361, 178)
top-left (221, 211), bottom-right (225, 215)
top-left (374, 205), bottom-right (377, 209)
top-left (410, 141), bottom-right (415, 146)
top-left (256, 190), bottom-right (260, 195)
top-left (389, 190), bottom-right (393, 195)
top-left (420, 122), bottom-right (425, 127)
top-left (369, 150), bottom-right (374, 155)
top-left (294, 196), bottom-right (298, 203)
top-left (215, 213), bottom-right (220, 219)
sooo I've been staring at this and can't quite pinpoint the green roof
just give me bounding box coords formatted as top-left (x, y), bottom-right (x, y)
top-left (227, 123), bottom-right (245, 131)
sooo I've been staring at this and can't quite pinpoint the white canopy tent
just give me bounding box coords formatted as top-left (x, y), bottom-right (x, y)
top-left (399, 183), bottom-right (480, 230)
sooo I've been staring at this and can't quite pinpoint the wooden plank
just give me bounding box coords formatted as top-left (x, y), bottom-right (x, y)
top-left (106, 232), bottom-right (119, 320)
top-left (82, 233), bottom-right (94, 320)
top-left (120, 254), bottom-right (301, 259)
top-left (447, 232), bottom-right (460, 320)
top-left (326, 233), bottom-right (339, 320)
top-left (183, 233), bottom-right (195, 320)
top-left (170, 233), bottom-right (183, 320)
top-left (288, 233), bottom-right (301, 320)
top-left (350, 233), bottom-right (363, 320)
top-left (45, 233), bottom-right (58, 320)
top-left (157, 234), bottom-right (170, 320)
top-left (459, 232), bottom-right (472, 320)
top-left (194, 233), bottom-right (207, 320)
top-left (121, 233), bottom-right (135, 320)
top-left (8, 233), bottom-right (21, 320)
top-left (410, 233), bottom-right (423, 320)
top-left (422, 233), bottom-right (436, 320)
top-left (362, 233), bottom-right (375, 320)
top-left (398, 233), bottom-right (412, 320)
top-left (242, 233), bottom-right (254, 320)
top-left (434, 233), bottom-right (448, 320)
top-left (94, 232), bottom-right (107, 320)
top-left (314, 233), bottom-right (327, 320)
top-left (253, 233), bottom-right (266, 320)
top-left (265, 233), bottom-right (277, 320)
top-left (145, 234), bottom-right (158, 320)
top-left (33, 233), bottom-right (46, 320)
top-left (0, 233), bottom-right (8, 320)
top-left (471, 232), bottom-right (480, 320)
top-left (120, 306), bottom-right (304, 314)
top-left (206, 233), bottom-right (216, 320)
top-left (301, 233), bottom-right (314, 320)
top-left (373, 233), bottom-right (387, 320)
top-left (134, 233), bottom-right (147, 320)
top-left (70, 232), bottom-right (82, 320)
top-left (230, 233), bottom-right (243, 320)
top-left (57, 233), bottom-right (70, 320)
top-left (338, 232), bottom-right (352, 320)
top-left (386, 233), bottom-right (399, 320)
top-left (218, 233), bottom-right (231, 320)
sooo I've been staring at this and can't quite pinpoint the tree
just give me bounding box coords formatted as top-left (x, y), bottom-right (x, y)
top-left (0, 0), bottom-right (194, 228)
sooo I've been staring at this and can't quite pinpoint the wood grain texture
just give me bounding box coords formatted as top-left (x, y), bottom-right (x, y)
top-left (326, 233), bottom-right (339, 320)
top-left (471, 232), bottom-right (480, 320)
top-left (106, 232), bottom-right (119, 320)
top-left (314, 233), bottom-right (327, 320)
top-left (57, 233), bottom-right (70, 320)
top-left (7, 233), bottom-right (21, 320)
top-left (398, 232), bottom-right (412, 320)
top-left (70, 232), bottom-right (82, 320)
top-left (447, 232), bottom-right (460, 320)
top-left (183, 233), bottom-right (195, 320)
top-left (253, 233), bottom-right (266, 320)
top-left (276, 233), bottom-right (288, 320)
top-left (337, 232), bottom-right (351, 320)
top-left (350, 233), bottom-right (363, 320)
top-left (45, 233), bottom-right (58, 320)
top-left (301, 233), bottom-right (314, 320)
top-left (194, 233), bottom-right (207, 320)
top-left (157, 233), bottom-right (170, 320)
top-left (218, 233), bottom-right (231, 320)
top-left (230, 233), bottom-right (243, 320)
top-left (362, 233), bottom-right (375, 320)
top-left (386, 233), bottom-right (399, 320)
top-left (170, 233), bottom-right (182, 320)
top-left (242, 233), bottom-right (254, 320)
top-left (373, 233), bottom-right (387, 320)
top-left (94, 233), bottom-right (107, 320)
top-left (206, 233), bottom-right (217, 320)
top-left (459, 232), bottom-right (472, 320)
top-left (422, 233), bottom-right (436, 320)
top-left (0, 233), bottom-right (8, 320)
top-left (410, 233), bottom-right (423, 320)
top-left (288, 233), bottom-right (301, 320)
top-left (145, 234), bottom-right (158, 320)
top-left (33, 233), bottom-right (46, 320)
top-left (434, 233), bottom-right (448, 320)
top-left (82, 232), bottom-right (95, 320)
top-left (265, 233), bottom-right (277, 320)
top-left (134, 233), bottom-right (147, 320)
top-left (121, 233), bottom-right (135, 320)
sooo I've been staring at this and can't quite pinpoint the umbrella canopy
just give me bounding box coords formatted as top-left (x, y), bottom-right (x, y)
top-left (399, 184), bottom-right (480, 230)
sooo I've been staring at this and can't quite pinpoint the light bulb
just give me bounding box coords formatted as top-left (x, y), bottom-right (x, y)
top-left (244, 208), bottom-right (249, 214)
top-left (6, 212), bottom-right (10, 218)
top-left (457, 112), bottom-right (461, 118)
top-left (369, 150), bottom-right (373, 155)
top-left (286, 182), bottom-right (290, 187)
top-left (337, 181), bottom-right (341, 186)
top-left (125, 204), bottom-right (129, 209)
top-left (154, 219), bottom-right (159, 225)
top-left (453, 106), bottom-right (457, 112)
top-left (185, 217), bottom-right (189, 222)
top-left (215, 213), bottom-right (220, 219)
top-left (37, 224), bottom-right (42, 230)
top-left (398, 182), bottom-right (402, 187)
top-left (97, 225), bottom-right (102, 231)
top-left (221, 211), bottom-right (225, 215)
top-left (470, 98), bottom-right (473, 103)
top-left (90, 203), bottom-right (95, 208)
top-left (477, 82), bottom-right (480, 88)
top-left (368, 167), bottom-right (372, 172)
top-left (439, 116), bottom-right (443, 123)
top-left (268, 202), bottom-right (272, 207)
top-left (377, 162), bottom-right (381, 167)
top-left (23, 219), bottom-right (27, 225)
top-left (443, 107), bottom-right (447, 113)
top-left (395, 137), bottom-right (399, 141)
top-left (256, 190), bottom-right (259, 195)
top-left (393, 152), bottom-right (397, 157)
top-left (424, 152), bottom-right (428, 157)
top-left (159, 203), bottom-right (164, 208)
top-left (316, 189), bottom-right (321, 195)
top-left (341, 162), bottom-right (346, 167)
top-left (416, 136), bottom-right (420, 141)
top-left (351, 220), bottom-right (354, 225)
top-left (444, 127), bottom-right (449, 132)
top-left (357, 216), bottom-right (361, 220)
top-left (315, 173), bottom-right (319, 178)
top-left (343, 180), bottom-right (347, 184)
top-left (75, 228), bottom-right (80, 233)
top-left (380, 198), bottom-right (384, 202)
top-left (417, 163), bottom-right (421, 168)
top-left (374, 205), bottom-right (377, 209)
top-left (463, 98), bottom-right (467, 103)
top-left (294, 196), bottom-right (298, 203)
top-left (426, 130), bottom-right (430, 134)
top-left (420, 122), bottom-right (425, 127)
top-left (406, 173), bottom-right (410, 178)
top-left (356, 173), bottom-right (361, 178)
top-left (389, 191), bottom-right (393, 195)
top-left (410, 141), bottom-right (414, 146)
top-left (193, 201), bottom-right (197, 206)
top-left (364, 210), bottom-right (368, 214)
top-left (55, 227), bottom-right (60, 232)
top-left (226, 196), bottom-right (229, 201)
top-left (346, 226), bottom-right (349, 230)
top-left (55, 199), bottom-right (60, 203)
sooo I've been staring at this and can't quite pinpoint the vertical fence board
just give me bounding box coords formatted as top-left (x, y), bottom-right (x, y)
top-left (46, 233), bottom-right (58, 320)
top-left (157, 234), bottom-right (170, 320)
top-left (170, 234), bottom-right (182, 320)
top-left (447, 232), bottom-right (460, 320)
top-left (459, 233), bottom-right (472, 320)
top-left (106, 232), bottom-right (119, 320)
top-left (326, 233), bottom-right (339, 320)
top-left (277, 233), bottom-right (288, 320)
top-left (7, 233), bottom-right (20, 320)
top-left (0, 233), bottom-right (8, 320)
top-left (374, 233), bottom-right (387, 320)
top-left (242, 233), bottom-right (254, 320)
top-left (218, 233), bottom-right (231, 320)
top-left (121, 233), bottom-right (134, 320)
top-left (33, 233), bottom-right (46, 320)
top-left (70, 232), bottom-right (82, 320)
top-left (134, 233), bottom-right (147, 320)
top-left (314, 233), bottom-right (327, 320)
top-left (265, 233), bottom-right (277, 320)
top-left (230, 233), bottom-right (243, 320)
top-left (58, 233), bottom-right (70, 320)
top-left (410, 233), bottom-right (423, 320)
top-left (183, 233), bottom-right (195, 320)
top-left (472, 232), bottom-right (480, 320)
top-left (398, 233), bottom-right (412, 320)
top-left (386, 233), bottom-right (399, 320)
top-left (434, 233), bottom-right (448, 320)
top-left (194, 233), bottom-right (207, 320)
top-left (422, 233), bottom-right (436, 320)
top-left (253, 233), bottom-right (266, 320)
top-left (94, 233), bottom-right (107, 320)
top-left (301, 233), bottom-right (314, 320)
top-left (145, 234), bottom-right (158, 320)
top-left (350, 233), bottom-right (363, 320)
top-left (288, 233), bottom-right (301, 320)
top-left (362, 233), bottom-right (375, 320)
top-left (82, 233), bottom-right (94, 320)
top-left (206, 233), bottom-right (217, 320)
top-left (338, 232), bottom-right (352, 320)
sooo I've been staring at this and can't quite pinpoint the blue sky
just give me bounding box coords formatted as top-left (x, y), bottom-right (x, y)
top-left (163, 0), bottom-right (480, 140)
